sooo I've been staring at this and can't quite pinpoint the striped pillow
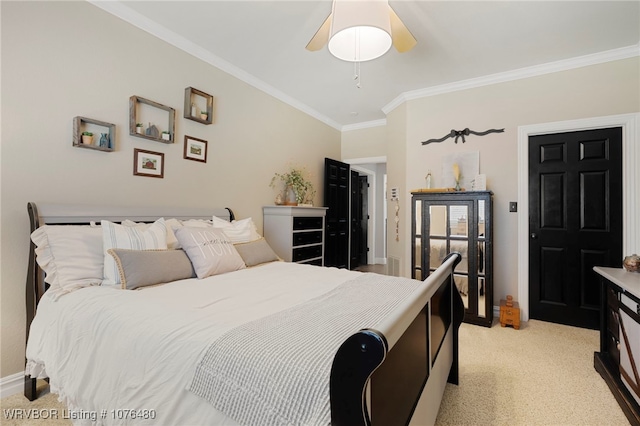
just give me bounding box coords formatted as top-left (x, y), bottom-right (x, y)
top-left (101, 218), bottom-right (167, 286)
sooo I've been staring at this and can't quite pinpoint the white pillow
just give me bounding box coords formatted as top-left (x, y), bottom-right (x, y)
top-left (181, 219), bottom-right (213, 228)
top-left (174, 227), bottom-right (246, 279)
top-left (101, 218), bottom-right (167, 286)
top-left (211, 216), bottom-right (261, 243)
top-left (30, 225), bottom-right (104, 299)
top-left (121, 218), bottom-right (181, 249)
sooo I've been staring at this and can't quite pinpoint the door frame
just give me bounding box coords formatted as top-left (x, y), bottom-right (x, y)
top-left (517, 113), bottom-right (639, 322)
top-left (346, 156), bottom-right (387, 265)
top-left (350, 164), bottom-right (375, 265)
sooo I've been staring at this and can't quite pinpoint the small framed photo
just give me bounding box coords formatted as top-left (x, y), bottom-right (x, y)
top-left (133, 148), bottom-right (164, 178)
top-left (183, 135), bottom-right (208, 163)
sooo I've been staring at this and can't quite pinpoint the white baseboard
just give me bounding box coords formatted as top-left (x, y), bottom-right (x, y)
top-left (1, 371), bottom-right (24, 399)
top-left (375, 257), bottom-right (387, 265)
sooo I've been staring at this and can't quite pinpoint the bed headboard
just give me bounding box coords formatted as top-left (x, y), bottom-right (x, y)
top-left (25, 202), bottom-right (234, 341)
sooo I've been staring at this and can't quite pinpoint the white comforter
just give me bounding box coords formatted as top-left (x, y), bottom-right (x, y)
top-left (26, 262), bottom-right (360, 425)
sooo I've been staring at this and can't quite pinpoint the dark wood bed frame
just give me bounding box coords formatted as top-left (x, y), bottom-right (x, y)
top-left (24, 202), bottom-right (464, 426)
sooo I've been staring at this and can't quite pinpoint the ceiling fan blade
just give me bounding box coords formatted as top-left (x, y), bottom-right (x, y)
top-left (306, 13), bottom-right (332, 51)
top-left (389, 6), bottom-right (417, 53)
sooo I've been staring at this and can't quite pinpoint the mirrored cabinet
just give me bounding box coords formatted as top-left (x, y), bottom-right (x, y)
top-left (411, 191), bottom-right (493, 326)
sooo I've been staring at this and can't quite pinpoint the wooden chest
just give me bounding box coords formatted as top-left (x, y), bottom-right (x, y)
top-left (500, 296), bottom-right (520, 329)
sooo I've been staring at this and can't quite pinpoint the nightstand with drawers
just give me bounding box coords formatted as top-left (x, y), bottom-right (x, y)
top-left (594, 266), bottom-right (640, 425)
top-left (263, 206), bottom-right (327, 266)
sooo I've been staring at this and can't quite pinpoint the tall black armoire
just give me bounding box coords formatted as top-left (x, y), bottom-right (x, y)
top-left (411, 190), bottom-right (493, 326)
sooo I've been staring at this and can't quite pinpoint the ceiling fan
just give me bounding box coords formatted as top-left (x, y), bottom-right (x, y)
top-left (306, 0), bottom-right (417, 62)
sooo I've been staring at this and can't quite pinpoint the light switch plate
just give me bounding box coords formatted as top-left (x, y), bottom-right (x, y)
top-left (509, 202), bottom-right (518, 212)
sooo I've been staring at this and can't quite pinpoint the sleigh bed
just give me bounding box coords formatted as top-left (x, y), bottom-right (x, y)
top-left (24, 202), bottom-right (464, 426)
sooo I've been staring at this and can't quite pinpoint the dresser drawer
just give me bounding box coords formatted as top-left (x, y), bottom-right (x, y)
top-left (607, 286), bottom-right (619, 309)
top-left (607, 332), bottom-right (620, 366)
top-left (302, 258), bottom-right (323, 266)
top-left (292, 245), bottom-right (322, 262)
top-left (293, 217), bottom-right (323, 231)
top-left (620, 293), bottom-right (640, 322)
top-left (293, 231), bottom-right (323, 247)
top-left (608, 306), bottom-right (620, 339)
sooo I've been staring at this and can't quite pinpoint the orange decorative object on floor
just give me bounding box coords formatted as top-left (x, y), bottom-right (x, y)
top-left (500, 295), bottom-right (520, 329)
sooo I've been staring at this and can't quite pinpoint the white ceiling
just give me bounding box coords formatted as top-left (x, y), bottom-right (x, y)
top-left (93, 1), bottom-right (640, 130)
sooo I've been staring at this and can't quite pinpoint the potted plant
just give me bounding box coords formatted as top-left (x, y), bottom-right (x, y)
top-left (270, 166), bottom-right (315, 206)
top-left (161, 131), bottom-right (171, 141)
top-left (200, 111), bottom-right (208, 120)
top-left (81, 131), bottom-right (93, 145)
top-left (136, 123), bottom-right (144, 134)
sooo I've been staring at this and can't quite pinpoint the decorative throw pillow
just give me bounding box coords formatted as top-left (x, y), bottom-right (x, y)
top-left (211, 216), bottom-right (261, 243)
top-left (181, 219), bottom-right (213, 228)
top-left (107, 249), bottom-right (195, 290)
top-left (30, 225), bottom-right (104, 299)
top-left (121, 218), bottom-right (182, 249)
top-left (101, 218), bottom-right (167, 286)
top-left (174, 227), bottom-right (246, 279)
top-left (234, 238), bottom-right (280, 267)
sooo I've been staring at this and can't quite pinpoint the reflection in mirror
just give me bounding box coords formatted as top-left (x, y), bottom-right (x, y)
top-left (450, 240), bottom-right (468, 273)
top-left (415, 237), bottom-right (422, 279)
top-left (414, 200), bottom-right (422, 280)
top-left (429, 205), bottom-right (447, 237)
top-left (478, 277), bottom-right (486, 317)
top-left (477, 241), bottom-right (485, 278)
top-left (428, 239), bottom-right (446, 272)
top-left (449, 205), bottom-right (468, 237)
top-left (454, 274), bottom-right (469, 309)
top-left (477, 240), bottom-right (486, 317)
top-left (478, 200), bottom-right (485, 238)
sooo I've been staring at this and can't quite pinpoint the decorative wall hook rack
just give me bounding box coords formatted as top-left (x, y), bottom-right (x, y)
top-left (421, 128), bottom-right (504, 145)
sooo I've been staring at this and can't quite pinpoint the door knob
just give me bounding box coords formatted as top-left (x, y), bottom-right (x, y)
top-left (531, 233), bottom-right (538, 239)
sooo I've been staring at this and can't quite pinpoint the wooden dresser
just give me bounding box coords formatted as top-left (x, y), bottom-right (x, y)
top-left (594, 266), bottom-right (640, 425)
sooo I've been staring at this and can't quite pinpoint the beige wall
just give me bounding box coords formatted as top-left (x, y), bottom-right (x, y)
top-left (341, 125), bottom-right (386, 160)
top-left (403, 57), bottom-right (639, 306)
top-left (385, 104), bottom-right (409, 275)
top-left (0, 2), bottom-right (340, 377)
top-left (344, 56), bottom-right (639, 306)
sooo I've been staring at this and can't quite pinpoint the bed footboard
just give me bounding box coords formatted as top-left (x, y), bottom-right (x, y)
top-left (330, 252), bottom-right (463, 426)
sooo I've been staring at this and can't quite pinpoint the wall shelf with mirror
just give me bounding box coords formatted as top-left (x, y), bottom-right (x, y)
top-left (129, 96), bottom-right (175, 144)
top-left (411, 190), bottom-right (493, 326)
top-left (183, 87), bottom-right (213, 125)
top-left (73, 116), bottom-right (115, 152)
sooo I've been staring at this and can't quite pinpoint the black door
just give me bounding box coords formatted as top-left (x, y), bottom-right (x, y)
top-left (358, 175), bottom-right (369, 265)
top-left (529, 128), bottom-right (623, 329)
top-left (350, 171), bottom-right (360, 269)
top-left (349, 173), bottom-right (369, 269)
top-left (324, 158), bottom-right (350, 268)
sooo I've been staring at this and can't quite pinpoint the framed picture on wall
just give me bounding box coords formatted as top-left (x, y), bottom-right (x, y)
top-left (183, 135), bottom-right (208, 163)
top-left (133, 148), bottom-right (164, 178)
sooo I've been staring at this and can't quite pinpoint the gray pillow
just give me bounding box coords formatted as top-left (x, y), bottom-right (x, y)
top-left (174, 227), bottom-right (246, 279)
top-left (107, 249), bottom-right (195, 290)
top-left (234, 238), bottom-right (280, 267)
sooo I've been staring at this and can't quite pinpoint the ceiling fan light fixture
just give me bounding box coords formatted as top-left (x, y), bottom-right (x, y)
top-left (328, 0), bottom-right (392, 62)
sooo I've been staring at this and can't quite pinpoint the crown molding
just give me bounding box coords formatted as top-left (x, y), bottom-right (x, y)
top-left (382, 43), bottom-right (640, 116)
top-left (88, 0), bottom-right (638, 133)
top-left (88, 1), bottom-right (342, 131)
top-left (341, 119), bottom-right (387, 132)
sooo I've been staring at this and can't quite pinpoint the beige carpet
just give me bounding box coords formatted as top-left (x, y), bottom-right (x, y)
top-left (435, 319), bottom-right (629, 425)
top-left (0, 320), bottom-right (630, 425)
